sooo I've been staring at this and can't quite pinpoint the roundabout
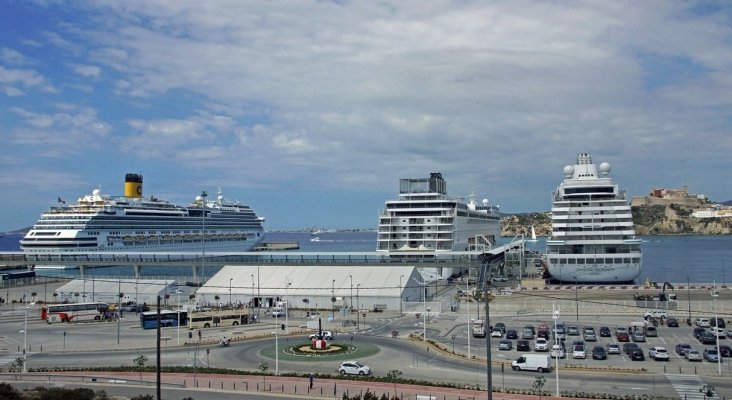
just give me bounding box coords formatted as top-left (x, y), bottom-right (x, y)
top-left (259, 339), bottom-right (380, 361)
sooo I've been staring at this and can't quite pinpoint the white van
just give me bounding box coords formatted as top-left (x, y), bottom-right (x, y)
top-left (511, 354), bottom-right (550, 372)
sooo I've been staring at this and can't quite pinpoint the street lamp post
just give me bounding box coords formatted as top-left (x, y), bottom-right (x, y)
top-left (574, 276), bottom-right (579, 321)
top-left (200, 191), bottom-right (207, 283)
top-left (272, 332), bottom-right (279, 375)
top-left (425, 307), bottom-right (430, 341)
top-left (349, 274), bottom-right (353, 314)
top-left (553, 302), bottom-right (560, 397)
top-left (285, 281), bottom-right (291, 334)
top-left (687, 276), bottom-right (691, 324)
top-left (229, 278), bottom-right (233, 307)
top-left (331, 279), bottom-right (336, 321)
top-left (356, 284), bottom-right (361, 330)
top-left (712, 282), bottom-right (721, 375)
top-left (250, 274), bottom-right (255, 314)
top-left (468, 318), bottom-right (473, 360)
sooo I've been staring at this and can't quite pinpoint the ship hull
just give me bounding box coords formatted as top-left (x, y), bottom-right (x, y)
top-left (547, 261), bottom-right (641, 283)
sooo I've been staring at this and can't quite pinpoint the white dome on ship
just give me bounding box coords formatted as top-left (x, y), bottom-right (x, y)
top-left (195, 195), bottom-right (203, 202)
top-left (92, 189), bottom-right (101, 196)
top-left (563, 165), bottom-right (574, 178)
top-left (482, 198), bottom-right (488, 206)
top-left (599, 162), bottom-right (611, 176)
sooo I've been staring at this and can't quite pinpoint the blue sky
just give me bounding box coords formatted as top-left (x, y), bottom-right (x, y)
top-left (1, 1), bottom-right (731, 232)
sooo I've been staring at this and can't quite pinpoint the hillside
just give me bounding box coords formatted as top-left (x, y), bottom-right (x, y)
top-left (501, 205), bottom-right (732, 236)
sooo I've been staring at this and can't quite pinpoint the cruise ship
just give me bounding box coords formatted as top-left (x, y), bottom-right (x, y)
top-left (376, 172), bottom-right (501, 254)
top-left (21, 174), bottom-right (265, 266)
top-left (546, 154), bottom-right (641, 283)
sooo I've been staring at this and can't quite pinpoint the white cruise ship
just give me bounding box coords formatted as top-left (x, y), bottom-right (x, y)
top-left (546, 154), bottom-right (641, 283)
top-left (377, 173), bottom-right (501, 254)
top-left (21, 174), bottom-right (265, 265)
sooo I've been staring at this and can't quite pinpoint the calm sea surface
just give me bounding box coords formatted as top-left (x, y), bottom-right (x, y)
top-left (2, 231), bottom-right (731, 284)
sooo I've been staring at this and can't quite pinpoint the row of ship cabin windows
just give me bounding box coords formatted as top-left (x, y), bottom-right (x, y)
top-left (549, 257), bottom-right (641, 265)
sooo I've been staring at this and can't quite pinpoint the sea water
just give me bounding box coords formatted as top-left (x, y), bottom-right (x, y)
top-left (2, 232), bottom-right (731, 284)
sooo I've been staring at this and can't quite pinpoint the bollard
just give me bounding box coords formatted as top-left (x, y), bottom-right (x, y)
top-left (208, 381), bottom-right (211, 388)
top-left (221, 381), bottom-right (223, 389)
top-left (334, 383), bottom-right (336, 396)
top-left (233, 382), bottom-right (235, 390)
top-left (257, 383), bottom-right (259, 391)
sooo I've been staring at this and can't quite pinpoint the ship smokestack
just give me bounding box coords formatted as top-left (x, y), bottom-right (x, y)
top-left (124, 173), bottom-right (143, 198)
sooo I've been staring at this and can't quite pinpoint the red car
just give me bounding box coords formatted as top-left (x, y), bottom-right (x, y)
top-left (617, 332), bottom-right (630, 342)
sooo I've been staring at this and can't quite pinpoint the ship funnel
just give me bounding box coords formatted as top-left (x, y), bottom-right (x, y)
top-left (124, 173), bottom-right (143, 198)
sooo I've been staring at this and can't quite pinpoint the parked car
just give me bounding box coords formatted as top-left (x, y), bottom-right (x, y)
top-left (703, 348), bottom-right (720, 362)
top-left (567, 326), bottom-right (580, 336)
top-left (491, 328), bottom-right (504, 338)
top-left (666, 317), bottom-right (679, 327)
top-left (632, 331), bottom-right (646, 342)
top-left (649, 346), bottom-right (669, 361)
top-left (693, 327), bottom-right (707, 340)
top-left (521, 327), bottom-right (535, 340)
top-left (534, 338), bottom-right (549, 352)
top-left (583, 327), bottom-right (597, 341)
top-left (517, 339), bottom-right (530, 351)
top-left (643, 309), bottom-right (668, 320)
top-left (339, 361), bottom-right (371, 375)
top-left (616, 332), bottom-right (630, 342)
top-left (623, 343), bottom-right (640, 355)
top-left (572, 344), bottom-right (586, 359)
top-left (506, 330), bottom-right (518, 340)
top-left (710, 327), bottom-right (726, 339)
top-left (629, 348), bottom-right (645, 361)
top-left (591, 346), bottom-right (607, 360)
top-left (494, 322), bottom-right (506, 333)
top-left (696, 317), bottom-right (711, 328)
top-left (498, 340), bottom-right (513, 351)
top-left (675, 343), bottom-right (692, 356)
top-left (550, 344), bottom-right (565, 359)
top-left (606, 343), bottom-right (621, 355)
top-left (718, 345), bottom-right (732, 358)
top-left (615, 326), bottom-right (628, 335)
top-left (537, 328), bottom-right (550, 340)
top-left (492, 276), bottom-right (508, 282)
top-left (686, 349), bottom-right (703, 362)
top-left (645, 326), bottom-right (658, 337)
top-left (700, 331), bottom-right (717, 345)
top-left (710, 317), bottom-right (726, 328)
top-left (599, 326), bottom-right (611, 337)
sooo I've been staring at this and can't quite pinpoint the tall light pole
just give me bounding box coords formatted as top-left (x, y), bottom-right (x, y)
top-left (21, 300), bottom-right (34, 373)
top-left (712, 281), bottom-right (721, 375)
top-left (399, 275), bottom-right (404, 315)
top-left (553, 302), bottom-right (560, 397)
top-left (686, 276), bottom-right (691, 324)
top-left (200, 190), bottom-right (207, 283)
top-left (272, 331), bottom-right (279, 375)
top-left (331, 279), bottom-right (336, 321)
top-left (467, 278), bottom-right (471, 360)
top-left (285, 281), bottom-right (291, 334)
top-left (250, 274), bottom-right (255, 312)
top-left (229, 278), bottom-right (233, 307)
top-left (574, 276), bottom-right (579, 321)
top-left (349, 274), bottom-right (353, 314)
top-left (356, 283), bottom-right (361, 330)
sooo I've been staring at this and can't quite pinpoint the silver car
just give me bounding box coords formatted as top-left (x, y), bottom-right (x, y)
top-left (686, 349), bottom-right (702, 362)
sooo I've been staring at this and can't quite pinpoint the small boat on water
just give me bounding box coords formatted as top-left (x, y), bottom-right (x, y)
top-left (526, 226), bottom-right (538, 242)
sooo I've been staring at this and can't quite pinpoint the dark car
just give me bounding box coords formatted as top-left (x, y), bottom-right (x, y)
top-left (693, 327), bottom-right (706, 340)
top-left (675, 343), bottom-right (692, 356)
top-left (494, 322), bottom-right (506, 333)
top-left (710, 318), bottom-right (726, 328)
top-left (599, 326), bottom-right (611, 337)
top-left (537, 329), bottom-right (550, 340)
top-left (666, 317), bottom-right (679, 327)
top-left (719, 345), bottom-right (732, 358)
top-left (630, 348), bottom-right (645, 361)
top-left (592, 346), bottom-right (607, 360)
top-left (516, 339), bottom-right (530, 351)
top-left (700, 331), bottom-right (717, 345)
top-left (506, 330), bottom-right (518, 340)
top-left (623, 343), bottom-right (640, 355)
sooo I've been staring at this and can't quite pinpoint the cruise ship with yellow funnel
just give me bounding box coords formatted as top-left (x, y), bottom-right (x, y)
top-left (21, 173), bottom-right (265, 266)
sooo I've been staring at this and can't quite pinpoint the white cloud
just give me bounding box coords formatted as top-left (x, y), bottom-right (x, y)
top-left (1, 48), bottom-right (27, 65)
top-left (70, 63), bottom-right (101, 78)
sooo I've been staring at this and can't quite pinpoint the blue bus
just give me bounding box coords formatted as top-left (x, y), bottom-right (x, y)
top-left (140, 310), bottom-right (188, 329)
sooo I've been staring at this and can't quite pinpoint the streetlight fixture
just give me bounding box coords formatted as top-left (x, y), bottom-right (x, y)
top-left (356, 283), bottom-right (361, 330)
top-left (272, 331), bottom-right (279, 375)
top-left (229, 278), bottom-right (233, 307)
top-left (413, 276), bottom-right (428, 341)
top-left (468, 318), bottom-right (473, 360)
top-left (426, 307), bottom-right (431, 341)
top-left (574, 276), bottom-right (579, 321)
top-left (349, 274), bottom-right (353, 314)
top-left (552, 302), bottom-right (560, 397)
top-left (250, 274), bottom-right (255, 314)
top-left (21, 299), bottom-right (35, 373)
top-left (285, 281), bottom-right (291, 334)
top-left (712, 281), bottom-right (721, 375)
top-left (200, 190), bottom-right (207, 283)
top-left (686, 276), bottom-right (691, 325)
top-left (331, 279), bottom-right (336, 321)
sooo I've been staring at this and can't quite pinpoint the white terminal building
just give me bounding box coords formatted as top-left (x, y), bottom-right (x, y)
top-left (195, 265), bottom-right (427, 313)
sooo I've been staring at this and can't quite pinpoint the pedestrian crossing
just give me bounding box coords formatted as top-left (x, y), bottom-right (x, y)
top-left (665, 374), bottom-right (718, 400)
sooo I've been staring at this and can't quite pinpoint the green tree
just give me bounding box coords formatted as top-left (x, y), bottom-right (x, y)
top-left (700, 384), bottom-right (715, 400)
top-left (0, 383), bottom-right (21, 400)
top-left (133, 354), bottom-right (149, 381)
top-left (258, 360), bottom-right (269, 387)
top-left (386, 369), bottom-right (402, 397)
top-left (532, 376), bottom-right (546, 399)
